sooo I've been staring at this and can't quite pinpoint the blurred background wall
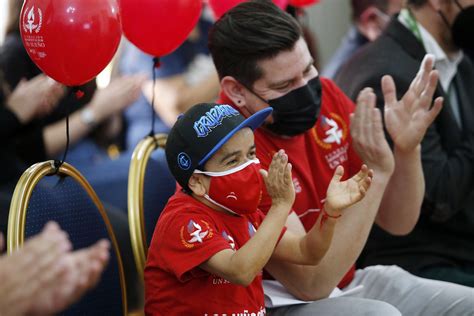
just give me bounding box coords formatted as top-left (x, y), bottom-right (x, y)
top-left (307, 0), bottom-right (352, 69)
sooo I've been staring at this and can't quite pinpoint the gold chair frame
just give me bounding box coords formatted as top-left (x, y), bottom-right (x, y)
top-left (7, 160), bottom-right (128, 315)
top-left (128, 134), bottom-right (167, 279)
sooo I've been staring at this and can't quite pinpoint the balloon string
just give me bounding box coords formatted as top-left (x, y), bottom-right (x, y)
top-left (149, 57), bottom-right (161, 138)
top-left (54, 88), bottom-right (73, 173)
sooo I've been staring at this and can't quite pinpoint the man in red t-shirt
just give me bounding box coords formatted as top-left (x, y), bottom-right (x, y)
top-left (208, 1), bottom-right (474, 315)
top-left (145, 103), bottom-right (373, 315)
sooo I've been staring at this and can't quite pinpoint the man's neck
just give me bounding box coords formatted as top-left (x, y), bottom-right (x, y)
top-left (410, 7), bottom-right (458, 56)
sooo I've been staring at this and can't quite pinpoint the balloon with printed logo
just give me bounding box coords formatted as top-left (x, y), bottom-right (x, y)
top-left (288, 0), bottom-right (319, 7)
top-left (19, 0), bottom-right (122, 86)
top-left (209, 0), bottom-right (289, 19)
top-left (120, 0), bottom-right (202, 57)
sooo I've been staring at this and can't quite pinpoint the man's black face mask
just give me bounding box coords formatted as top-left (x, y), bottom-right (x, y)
top-left (251, 76), bottom-right (322, 137)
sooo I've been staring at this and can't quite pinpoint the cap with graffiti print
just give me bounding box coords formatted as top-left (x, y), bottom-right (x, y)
top-left (165, 103), bottom-right (272, 189)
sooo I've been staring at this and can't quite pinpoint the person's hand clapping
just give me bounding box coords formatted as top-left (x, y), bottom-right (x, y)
top-left (324, 165), bottom-right (373, 216)
top-left (88, 74), bottom-right (146, 123)
top-left (260, 149), bottom-right (295, 211)
top-left (6, 74), bottom-right (65, 123)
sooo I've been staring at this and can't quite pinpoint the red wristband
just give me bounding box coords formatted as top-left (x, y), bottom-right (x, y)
top-left (320, 207), bottom-right (341, 229)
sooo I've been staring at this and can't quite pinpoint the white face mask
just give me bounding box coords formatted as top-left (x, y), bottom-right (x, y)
top-left (194, 159), bottom-right (262, 215)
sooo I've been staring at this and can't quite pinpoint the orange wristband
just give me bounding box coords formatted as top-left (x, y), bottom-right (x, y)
top-left (320, 207), bottom-right (342, 229)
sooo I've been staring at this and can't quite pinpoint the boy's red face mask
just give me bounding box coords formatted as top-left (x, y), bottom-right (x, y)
top-left (194, 159), bottom-right (263, 215)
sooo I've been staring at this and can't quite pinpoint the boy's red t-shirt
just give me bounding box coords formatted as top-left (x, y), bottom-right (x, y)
top-left (145, 190), bottom-right (276, 315)
top-left (219, 78), bottom-right (363, 288)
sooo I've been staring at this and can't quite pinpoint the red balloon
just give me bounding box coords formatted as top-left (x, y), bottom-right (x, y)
top-left (120, 0), bottom-right (202, 57)
top-left (20, 0), bottom-right (122, 86)
top-left (209, 0), bottom-right (289, 19)
top-left (288, 0), bottom-right (319, 7)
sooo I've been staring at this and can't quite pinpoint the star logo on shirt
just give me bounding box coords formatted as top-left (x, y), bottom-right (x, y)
top-left (322, 116), bottom-right (343, 144)
top-left (188, 220), bottom-right (208, 243)
top-left (312, 113), bottom-right (348, 150)
top-left (180, 219), bottom-right (213, 248)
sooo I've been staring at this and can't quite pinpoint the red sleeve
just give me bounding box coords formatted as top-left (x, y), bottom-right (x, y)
top-left (155, 213), bottom-right (231, 282)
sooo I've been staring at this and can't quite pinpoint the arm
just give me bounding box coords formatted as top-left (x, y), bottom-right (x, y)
top-left (176, 71), bottom-right (220, 113)
top-left (43, 75), bottom-right (144, 157)
top-left (0, 222), bottom-right (109, 316)
top-left (271, 165), bottom-right (372, 266)
top-left (0, 75), bottom-right (64, 141)
top-left (265, 89), bottom-right (394, 301)
top-left (200, 150), bottom-right (294, 286)
top-left (143, 70), bottom-right (220, 127)
top-left (266, 169), bottom-right (391, 300)
top-left (375, 55), bottom-right (443, 234)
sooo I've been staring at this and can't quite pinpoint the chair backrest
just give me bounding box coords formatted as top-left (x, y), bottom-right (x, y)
top-left (7, 161), bottom-right (127, 315)
top-left (128, 134), bottom-right (175, 279)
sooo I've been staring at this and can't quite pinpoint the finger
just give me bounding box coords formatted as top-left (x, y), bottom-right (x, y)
top-left (382, 75), bottom-right (398, 109)
top-left (419, 70), bottom-right (439, 110)
top-left (352, 164), bottom-right (369, 182)
top-left (424, 96), bottom-right (443, 126)
top-left (284, 163), bottom-right (293, 186)
top-left (91, 239), bottom-right (111, 264)
top-left (359, 175), bottom-right (373, 195)
top-left (332, 165), bottom-right (344, 182)
top-left (368, 169), bottom-right (374, 179)
top-left (278, 151), bottom-right (288, 180)
top-left (353, 89), bottom-right (368, 137)
top-left (259, 169), bottom-right (269, 179)
top-left (421, 54), bottom-right (435, 74)
top-left (411, 54), bottom-right (434, 94)
top-left (268, 151), bottom-right (280, 176)
top-left (18, 225), bottom-right (70, 278)
top-left (357, 89), bottom-right (371, 144)
top-left (372, 107), bottom-right (385, 142)
top-left (415, 55), bottom-right (433, 96)
top-left (365, 92), bottom-right (378, 146)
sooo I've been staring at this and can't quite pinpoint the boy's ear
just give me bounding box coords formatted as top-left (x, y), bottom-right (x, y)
top-left (188, 174), bottom-right (208, 197)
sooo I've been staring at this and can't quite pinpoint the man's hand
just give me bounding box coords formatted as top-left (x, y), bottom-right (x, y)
top-left (0, 222), bottom-right (110, 315)
top-left (0, 222), bottom-right (71, 315)
top-left (260, 149), bottom-right (295, 210)
top-left (351, 88), bottom-right (395, 174)
top-left (27, 239), bottom-right (110, 315)
top-left (89, 74), bottom-right (146, 122)
top-left (325, 165), bottom-right (373, 215)
top-left (383, 54), bottom-right (443, 153)
top-left (6, 75), bottom-right (65, 123)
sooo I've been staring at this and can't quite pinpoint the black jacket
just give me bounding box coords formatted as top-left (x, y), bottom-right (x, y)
top-left (336, 18), bottom-right (474, 272)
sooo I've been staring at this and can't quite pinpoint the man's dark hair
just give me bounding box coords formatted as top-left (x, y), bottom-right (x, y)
top-left (406, 0), bottom-right (428, 8)
top-left (351, 0), bottom-right (390, 20)
top-left (208, 0), bottom-right (302, 88)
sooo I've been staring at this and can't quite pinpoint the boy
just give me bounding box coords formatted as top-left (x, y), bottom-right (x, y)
top-left (145, 103), bottom-right (372, 315)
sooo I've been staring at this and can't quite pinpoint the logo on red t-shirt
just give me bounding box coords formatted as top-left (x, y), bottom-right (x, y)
top-left (180, 219), bottom-right (213, 248)
top-left (312, 113), bottom-right (348, 150)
